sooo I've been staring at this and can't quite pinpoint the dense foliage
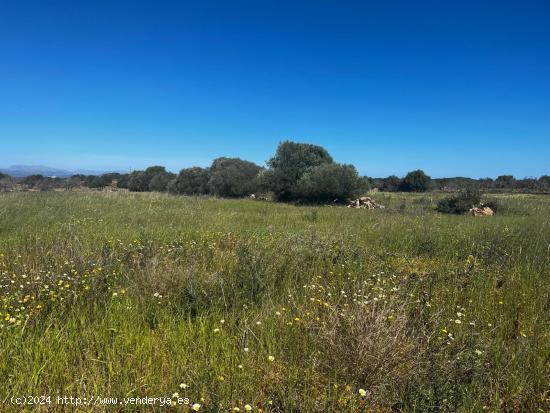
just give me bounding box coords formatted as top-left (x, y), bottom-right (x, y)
top-left (207, 157), bottom-right (262, 198)
top-left (169, 167), bottom-right (210, 195)
top-left (400, 169), bottom-right (432, 192)
top-left (262, 141), bottom-right (334, 201)
top-left (260, 141), bottom-right (369, 202)
top-left (436, 189), bottom-right (482, 214)
top-left (294, 163), bottom-right (361, 202)
top-left (128, 166), bottom-right (175, 192)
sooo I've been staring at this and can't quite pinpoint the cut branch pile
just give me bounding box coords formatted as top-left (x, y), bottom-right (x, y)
top-left (347, 197), bottom-right (385, 209)
top-left (469, 206), bottom-right (494, 216)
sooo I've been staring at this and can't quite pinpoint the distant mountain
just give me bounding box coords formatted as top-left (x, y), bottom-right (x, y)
top-left (0, 165), bottom-right (107, 177)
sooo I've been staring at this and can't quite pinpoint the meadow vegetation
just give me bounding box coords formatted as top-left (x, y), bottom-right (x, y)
top-left (0, 191), bottom-right (549, 412)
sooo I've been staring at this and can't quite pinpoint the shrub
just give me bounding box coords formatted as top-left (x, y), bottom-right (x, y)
top-left (495, 175), bottom-right (516, 189)
top-left (308, 302), bottom-right (421, 404)
top-left (382, 175), bottom-right (402, 192)
top-left (128, 171), bottom-right (148, 192)
top-left (128, 166), bottom-right (174, 192)
top-left (208, 157), bottom-right (261, 198)
top-left (148, 172), bottom-right (174, 192)
top-left (169, 167), bottom-right (210, 195)
top-left (295, 163), bottom-right (361, 202)
top-left (401, 170), bottom-right (431, 192)
top-left (436, 189), bottom-right (481, 214)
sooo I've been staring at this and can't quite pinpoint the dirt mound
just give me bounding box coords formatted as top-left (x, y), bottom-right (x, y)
top-left (347, 197), bottom-right (385, 209)
top-left (469, 206), bottom-right (494, 216)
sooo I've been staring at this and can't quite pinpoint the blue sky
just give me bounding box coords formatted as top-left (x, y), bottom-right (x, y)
top-left (1, 0), bottom-right (548, 178)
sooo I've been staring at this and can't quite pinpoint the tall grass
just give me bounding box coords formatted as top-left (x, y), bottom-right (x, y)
top-left (0, 191), bottom-right (548, 412)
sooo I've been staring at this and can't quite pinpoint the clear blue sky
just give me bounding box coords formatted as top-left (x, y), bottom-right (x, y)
top-left (1, 0), bottom-right (548, 178)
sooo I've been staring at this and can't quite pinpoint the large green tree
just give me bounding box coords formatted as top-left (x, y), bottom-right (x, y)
top-left (263, 141), bottom-right (334, 200)
top-left (208, 157), bottom-right (261, 198)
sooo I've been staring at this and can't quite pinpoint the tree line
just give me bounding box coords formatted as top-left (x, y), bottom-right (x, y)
top-left (1, 141), bottom-right (549, 198)
top-left (371, 174), bottom-right (550, 193)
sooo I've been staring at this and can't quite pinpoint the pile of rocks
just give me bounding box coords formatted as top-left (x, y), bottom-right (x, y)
top-left (347, 197), bottom-right (385, 209)
top-left (469, 206), bottom-right (494, 216)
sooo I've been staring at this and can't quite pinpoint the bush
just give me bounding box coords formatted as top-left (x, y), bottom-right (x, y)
top-left (169, 167), bottom-right (210, 195)
top-left (208, 157), bottom-right (261, 198)
top-left (382, 175), bottom-right (402, 192)
top-left (128, 166), bottom-right (174, 192)
top-left (401, 170), bottom-right (431, 192)
top-left (148, 172), bottom-right (174, 192)
top-left (436, 189), bottom-right (481, 214)
top-left (295, 163), bottom-right (361, 202)
top-left (128, 171), bottom-right (148, 192)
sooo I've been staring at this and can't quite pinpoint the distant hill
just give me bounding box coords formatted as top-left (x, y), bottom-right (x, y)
top-left (0, 165), bottom-right (106, 177)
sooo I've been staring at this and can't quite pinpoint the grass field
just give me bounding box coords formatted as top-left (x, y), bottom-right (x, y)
top-left (1, 191), bottom-right (549, 412)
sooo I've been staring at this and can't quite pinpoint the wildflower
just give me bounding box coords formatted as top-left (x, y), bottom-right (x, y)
top-left (268, 355), bottom-right (275, 362)
top-left (213, 328), bottom-right (220, 333)
top-left (238, 364), bottom-right (243, 369)
top-left (244, 347), bottom-right (249, 352)
top-left (475, 350), bottom-right (483, 356)
top-left (172, 392), bottom-right (179, 398)
top-left (454, 319), bottom-right (462, 324)
top-left (112, 292), bottom-right (118, 297)
top-left (244, 405), bottom-right (252, 411)
top-left (256, 321), bottom-right (261, 325)
top-left (233, 408), bottom-right (240, 412)
top-left (192, 403), bottom-right (201, 411)
top-left (220, 319), bottom-right (225, 324)
top-left (359, 388), bottom-right (367, 396)
top-left (179, 383), bottom-right (188, 389)
top-left (275, 311), bottom-right (281, 316)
